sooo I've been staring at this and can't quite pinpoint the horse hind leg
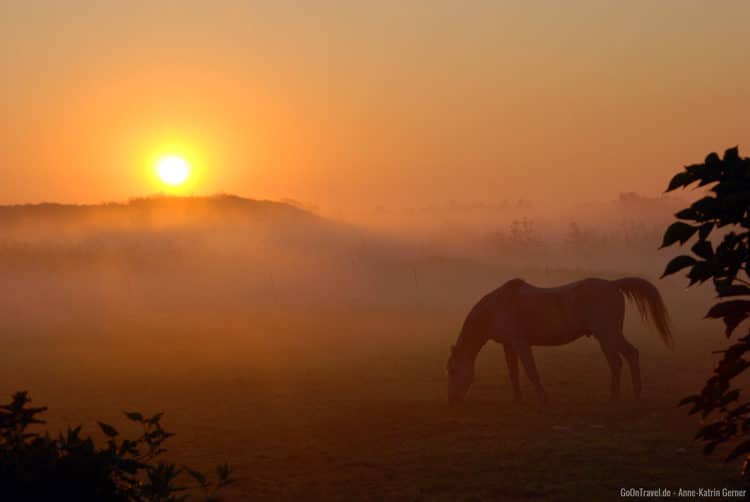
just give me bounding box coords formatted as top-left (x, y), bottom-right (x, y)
top-left (512, 339), bottom-right (548, 404)
top-left (597, 339), bottom-right (623, 400)
top-left (615, 336), bottom-right (641, 399)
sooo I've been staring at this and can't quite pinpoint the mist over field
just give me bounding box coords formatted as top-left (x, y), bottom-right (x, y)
top-left (0, 192), bottom-right (690, 333)
top-left (2, 192), bottom-right (745, 499)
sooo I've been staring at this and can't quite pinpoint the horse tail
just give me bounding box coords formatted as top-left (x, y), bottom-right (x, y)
top-left (613, 277), bottom-right (674, 350)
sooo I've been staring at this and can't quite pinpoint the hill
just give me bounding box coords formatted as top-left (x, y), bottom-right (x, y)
top-left (0, 195), bottom-right (318, 237)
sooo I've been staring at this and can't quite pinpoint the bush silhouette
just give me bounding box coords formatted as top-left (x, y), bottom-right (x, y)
top-left (0, 391), bottom-right (233, 501)
top-left (661, 146), bottom-right (750, 477)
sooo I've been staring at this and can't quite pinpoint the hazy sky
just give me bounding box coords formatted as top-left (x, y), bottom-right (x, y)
top-left (1, 1), bottom-right (749, 211)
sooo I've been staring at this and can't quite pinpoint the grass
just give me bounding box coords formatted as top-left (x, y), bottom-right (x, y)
top-left (1, 295), bottom-right (746, 501)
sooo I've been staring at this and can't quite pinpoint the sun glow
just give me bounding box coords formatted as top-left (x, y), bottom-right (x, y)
top-left (141, 135), bottom-right (211, 193)
top-left (156, 155), bottom-right (190, 186)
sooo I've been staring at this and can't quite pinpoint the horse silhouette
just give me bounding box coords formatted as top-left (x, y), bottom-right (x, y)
top-left (447, 277), bottom-right (673, 404)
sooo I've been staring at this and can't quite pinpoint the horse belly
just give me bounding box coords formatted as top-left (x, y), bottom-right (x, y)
top-left (527, 327), bottom-right (583, 346)
top-left (525, 307), bottom-right (586, 346)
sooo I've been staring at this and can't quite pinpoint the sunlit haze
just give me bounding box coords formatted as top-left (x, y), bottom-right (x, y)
top-left (2, 1), bottom-right (748, 217)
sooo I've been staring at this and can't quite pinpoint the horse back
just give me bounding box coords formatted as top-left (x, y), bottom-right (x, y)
top-left (512, 279), bottom-right (622, 344)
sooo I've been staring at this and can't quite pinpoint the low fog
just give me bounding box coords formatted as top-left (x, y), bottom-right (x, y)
top-left (0, 191), bottom-right (719, 374)
top-left (0, 193), bottom-right (693, 334)
top-left (0, 192), bottom-right (706, 340)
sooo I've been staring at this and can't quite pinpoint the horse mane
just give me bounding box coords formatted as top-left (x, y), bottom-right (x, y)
top-left (469, 278), bottom-right (525, 328)
top-left (499, 278), bottom-right (526, 296)
top-left (451, 278), bottom-right (526, 361)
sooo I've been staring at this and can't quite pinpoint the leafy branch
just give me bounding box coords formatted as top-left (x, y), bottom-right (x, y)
top-left (661, 146), bottom-right (750, 477)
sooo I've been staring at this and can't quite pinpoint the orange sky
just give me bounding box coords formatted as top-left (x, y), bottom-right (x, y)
top-left (1, 1), bottom-right (749, 213)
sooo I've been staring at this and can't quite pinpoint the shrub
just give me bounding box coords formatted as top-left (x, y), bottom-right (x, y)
top-left (0, 391), bottom-right (234, 501)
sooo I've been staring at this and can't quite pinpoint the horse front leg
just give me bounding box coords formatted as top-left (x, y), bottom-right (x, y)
top-left (512, 339), bottom-right (548, 404)
top-left (503, 344), bottom-right (522, 403)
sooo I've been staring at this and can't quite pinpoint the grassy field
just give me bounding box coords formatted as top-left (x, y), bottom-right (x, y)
top-left (2, 283), bottom-right (747, 501)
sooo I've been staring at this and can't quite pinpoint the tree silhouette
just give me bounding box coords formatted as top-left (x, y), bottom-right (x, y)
top-left (661, 146), bottom-right (750, 477)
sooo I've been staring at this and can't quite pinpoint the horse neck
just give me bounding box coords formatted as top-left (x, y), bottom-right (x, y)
top-left (454, 326), bottom-right (488, 366)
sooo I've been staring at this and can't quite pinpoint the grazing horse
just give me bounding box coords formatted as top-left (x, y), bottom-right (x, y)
top-left (446, 277), bottom-right (673, 404)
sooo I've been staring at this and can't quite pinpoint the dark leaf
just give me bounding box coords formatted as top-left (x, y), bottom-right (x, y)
top-left (698, 222), bottom-right (714, 240)
top-left (715, 284), bottom-right (750, 298)
top-left (706, 151), bottom-right (721, 166)
top-left (707, 300), bottom-right (750, 319)
top-left (688, 261), bottom-right (714, 285)
top-left (147, 412), bottom-right (164, 425)
top-left (675, 207), bottom-right (699, 220)
top-left (217, 462), bottom-right (231, 480)
top-left (124, 411), bottom-right (144, 422)
top-left (666, 171), bottom-right (697, 192)
top-left (679, 395), bottom-right (700, 407)
top-left (724, 146), bottom-right (740, 162)
top-left (705, 300), bottom-right (750, 336)
top-left (692, 240), bottom-right (714, 259)
top-left (185, 467), bottom-right (208, 487)
top-left (704, 441), bottom-right (720, 455)
top-left (727, 440), bottom-right (750, 461)
top-left (97, 422), bottom-right (119, 438)
top-left (662, 255), bottom-right (697, 278)
top-left (661, 222), bottom-right (698, 248)
top-left (725, 312), bottom-right (750, 337)
top-left (720, 389), bottom-right (741, 407)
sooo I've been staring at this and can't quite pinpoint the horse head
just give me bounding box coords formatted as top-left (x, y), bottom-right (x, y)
top-left (446, 345), bottom-right (474, 404)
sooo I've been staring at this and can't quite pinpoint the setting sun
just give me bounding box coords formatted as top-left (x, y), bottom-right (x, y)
top-left (156, 155), bottom-right (190, 186)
